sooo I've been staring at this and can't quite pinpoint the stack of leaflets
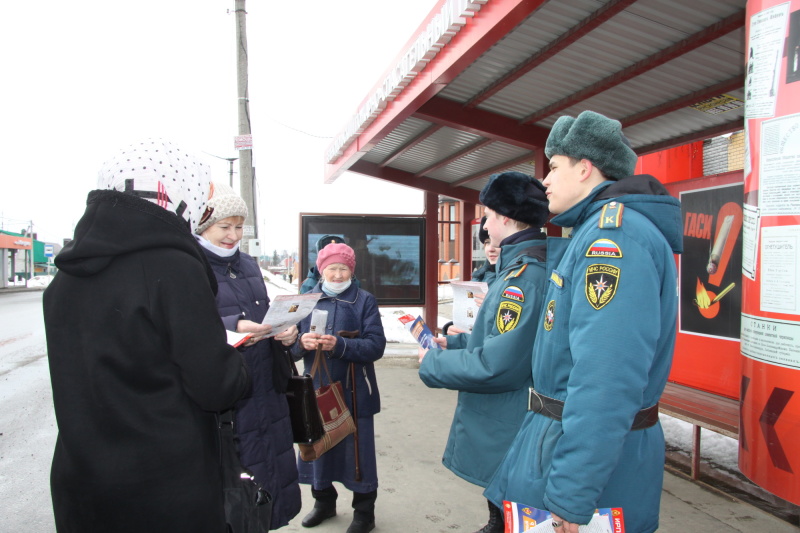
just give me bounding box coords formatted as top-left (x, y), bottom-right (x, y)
top-left (398, 314), bottom-right (437, 349)
top-left (503, 501), bottom-right (624, 532)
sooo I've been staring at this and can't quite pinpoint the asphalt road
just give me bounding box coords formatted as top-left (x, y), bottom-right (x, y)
top-left (0, 290), bottom-right (57, 533)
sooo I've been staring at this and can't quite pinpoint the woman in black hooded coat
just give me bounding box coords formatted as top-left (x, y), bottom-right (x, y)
top-left (43, 140), bottom-right (250, 533)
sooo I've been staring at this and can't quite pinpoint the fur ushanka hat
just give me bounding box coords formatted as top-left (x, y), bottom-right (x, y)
top-left (479, 171), bottom-right (549, 227)
top-left (316, 234), bottom-right (345, 252)
top-left (478, 216), bottom-right (489, 244)
top-left (544, 110), bottom-right (638, 181)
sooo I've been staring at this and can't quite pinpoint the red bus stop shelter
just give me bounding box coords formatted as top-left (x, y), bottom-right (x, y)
top-left (322, 0), bottom-right (800, 505)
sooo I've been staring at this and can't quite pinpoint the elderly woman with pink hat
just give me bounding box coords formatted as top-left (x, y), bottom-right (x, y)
top-left (293, 242), bottom-right (386, 533)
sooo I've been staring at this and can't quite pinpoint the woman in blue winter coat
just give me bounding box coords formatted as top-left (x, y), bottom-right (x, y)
top-left (196, 182), bottom-right (302, 529)
top-left (293, 242), bottom-right (386, 533)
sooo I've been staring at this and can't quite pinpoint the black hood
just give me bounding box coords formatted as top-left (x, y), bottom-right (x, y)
top-left (55, 190), bottom-right (217, 290)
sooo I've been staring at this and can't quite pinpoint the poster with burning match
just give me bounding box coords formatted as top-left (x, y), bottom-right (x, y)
top-left (679, 183), bottom-right (744, 339)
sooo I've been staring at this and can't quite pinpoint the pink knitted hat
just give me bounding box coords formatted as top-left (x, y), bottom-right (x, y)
top-left (316, 242), bottom-right (356, 273)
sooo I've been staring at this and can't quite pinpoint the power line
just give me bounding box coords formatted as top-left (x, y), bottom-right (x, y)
top-left (263, 115), bottom-right (333, 139)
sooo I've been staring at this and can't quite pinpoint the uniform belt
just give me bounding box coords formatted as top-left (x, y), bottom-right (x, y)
top-left (527, 388), bottom-right (659, 431)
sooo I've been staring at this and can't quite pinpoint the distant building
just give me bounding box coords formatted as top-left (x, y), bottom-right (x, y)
top-left (1, 230), bottom-right (62, 286)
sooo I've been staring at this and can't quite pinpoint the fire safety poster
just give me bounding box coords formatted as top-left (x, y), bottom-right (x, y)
top-left (679, 183), bottom-right (744, 340)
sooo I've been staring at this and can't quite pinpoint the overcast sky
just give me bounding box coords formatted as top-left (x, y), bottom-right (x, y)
top-left (0, 0), bottom-right (436, 253)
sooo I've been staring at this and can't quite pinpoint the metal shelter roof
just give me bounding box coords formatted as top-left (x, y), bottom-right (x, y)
top-left (323, 0), bottom-right (746, 203)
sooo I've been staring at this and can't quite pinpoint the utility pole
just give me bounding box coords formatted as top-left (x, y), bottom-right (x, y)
top-left (205, 153), bottom-right (238, 188)
top-left (226, 157), bottom-right (237, 188)
top-left (234, 0), bottom-right (256, 253)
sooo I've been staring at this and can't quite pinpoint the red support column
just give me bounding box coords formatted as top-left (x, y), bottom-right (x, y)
top-left (461, 201), bottom-right (476, 279)
top-left (424, 192), bottom-right (439, 328)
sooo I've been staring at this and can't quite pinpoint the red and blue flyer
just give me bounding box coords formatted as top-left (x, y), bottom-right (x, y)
top-left (398, 314), bottom-right (437, 349)
top-left (503, 501), bottom-right (624, 532)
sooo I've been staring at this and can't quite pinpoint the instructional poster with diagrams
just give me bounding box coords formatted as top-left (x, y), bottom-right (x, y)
top-left (759, 113), bottom-right (800, 215)
top-left (742, 203), bottom-right (760, 280)
top-left (759, 225), bottom-right (800, 314)
top-left (745, 2), bottom-right (790, 118)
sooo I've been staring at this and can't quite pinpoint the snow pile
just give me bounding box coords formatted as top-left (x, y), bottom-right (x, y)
top-left (27, 275), bottom-right (54, 288)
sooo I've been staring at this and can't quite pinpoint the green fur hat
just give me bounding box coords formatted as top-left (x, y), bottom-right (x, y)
top-left (544, 110), bottom-right (638, 180)
top-left (479, 171), bottom-right (549, 227)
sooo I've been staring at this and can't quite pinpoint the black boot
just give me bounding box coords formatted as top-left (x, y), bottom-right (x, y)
top-left (301, 486), bottom-right (338, 528)
top-left (347, 490), bottom-right (377, 533)
top-left (473, 499), bottom-right (503, 533)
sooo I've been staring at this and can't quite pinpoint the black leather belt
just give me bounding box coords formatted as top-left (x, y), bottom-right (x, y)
top-left (528, 388), bottom-right (659, 431)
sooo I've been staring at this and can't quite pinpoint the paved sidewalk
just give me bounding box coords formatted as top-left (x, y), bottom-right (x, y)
top-left (0, 285), bottom-right (45, 294)
top-left (284, 346), bottom-right (799, 532)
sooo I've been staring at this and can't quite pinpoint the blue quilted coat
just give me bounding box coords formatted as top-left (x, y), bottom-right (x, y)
top-left (203, 248), bottom-right (301, 529)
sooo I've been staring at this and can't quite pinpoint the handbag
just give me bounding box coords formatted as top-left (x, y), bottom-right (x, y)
top-left (285, 357), bottom-right (325, 444)
top-left (218, 410), bottom-right (273, 533)
top-left (297, 346), bottom-right (357, 461)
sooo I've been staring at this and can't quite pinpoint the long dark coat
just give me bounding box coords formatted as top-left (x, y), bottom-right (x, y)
top-left (43, 190), bottom-right (250, 533)
top-left (203, 248), bottom-right (301, 528)
top-left (292, 282), bottom-right (386, 493)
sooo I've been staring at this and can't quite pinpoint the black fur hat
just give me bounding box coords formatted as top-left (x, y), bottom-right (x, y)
top-left (315, 234), bottom-right (345, 252)
top-left (478, 216), bottom-right (489, 244)
top-left (479, 171), bottom-right (549, 227)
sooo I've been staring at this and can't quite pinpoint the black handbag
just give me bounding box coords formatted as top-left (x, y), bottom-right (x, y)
top-left (218, 410), bottom-right (272, 533)
top-left (284, 353), bottom-right (325, 444)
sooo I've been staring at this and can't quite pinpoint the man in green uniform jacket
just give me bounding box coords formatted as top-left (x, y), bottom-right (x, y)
top-left (419, 171), bottom-right (550, 533)
top-left (485, 111), bottom-right (682, 533)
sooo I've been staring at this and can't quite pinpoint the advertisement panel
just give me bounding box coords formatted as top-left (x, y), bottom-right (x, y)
top-left (665, 174), bottom-right (743, 399)
top-left (300, 214), bottom-right (425, 306)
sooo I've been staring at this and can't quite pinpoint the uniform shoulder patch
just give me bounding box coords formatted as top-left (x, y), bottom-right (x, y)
top-left (543, 300), bottom-right (556, 331)
top-left (550, 271), bottom-right (564, 288)
top-left (504, 263), bottom-right (528, 280)
top-left (598, 202), bottom-right (624, 229)
top-left (496, 301), bottom-right (522, 333)
top-left (502, 285), bottom-right (524, 302)
top-left (585, 264), bottom-right (620, 310)
top-left (586, 238), bottom-right (622, 258)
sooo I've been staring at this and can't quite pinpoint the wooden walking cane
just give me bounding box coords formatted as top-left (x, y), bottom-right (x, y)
top-left (338, 330), bottom-right (361, 482)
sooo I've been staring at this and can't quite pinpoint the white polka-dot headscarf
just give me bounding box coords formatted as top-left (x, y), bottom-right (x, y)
top-left (96, 139), bottom-right (212, 233)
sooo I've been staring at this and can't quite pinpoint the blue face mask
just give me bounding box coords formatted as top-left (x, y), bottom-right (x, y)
top-left (322, 279), bottom-right (351, 296)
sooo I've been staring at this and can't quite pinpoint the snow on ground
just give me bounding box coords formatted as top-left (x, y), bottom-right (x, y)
top-left (662, 414), bottom-right (740, 472)
top-left (266, 269), bottom-right (742, 472)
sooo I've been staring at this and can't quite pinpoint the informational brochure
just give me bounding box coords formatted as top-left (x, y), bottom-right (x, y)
top-left (226, 330), bottom-right (252, 348)
top-left (261, 293), bottom-right (322, 337)
top-left (398, 314), bottom-right (437, 349)
top-left (450, 280), bottom-right (489, 332)
top-left (503, 501), bottom-right (624, 533)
